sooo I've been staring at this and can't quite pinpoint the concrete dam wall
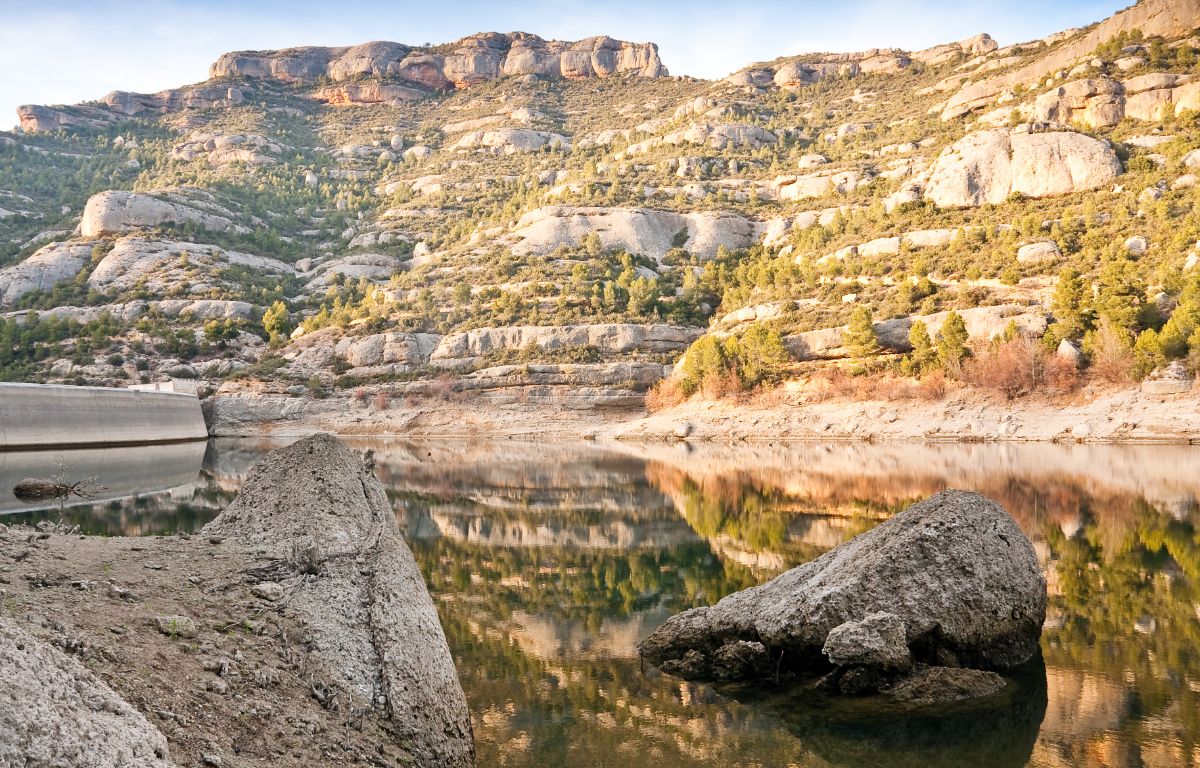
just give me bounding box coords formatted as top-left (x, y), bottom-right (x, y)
top-left (0, 383), bottom-right (207, 449)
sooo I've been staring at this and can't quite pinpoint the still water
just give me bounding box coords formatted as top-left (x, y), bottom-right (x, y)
top-left (3, 439), bottom-right (1199, 767)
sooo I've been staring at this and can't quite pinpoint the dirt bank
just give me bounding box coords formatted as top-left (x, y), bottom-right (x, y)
top-left (203, 384), bottom-right (1200, 445)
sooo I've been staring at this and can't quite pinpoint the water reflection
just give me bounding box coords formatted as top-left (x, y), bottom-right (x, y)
top-left (2, 437), bottom-right (1197, 767)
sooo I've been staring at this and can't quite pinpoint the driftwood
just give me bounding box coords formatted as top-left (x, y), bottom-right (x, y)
top-left (12, 464), bottom-right (105, 504)
top-left (12, 478), bottom-right (66, 501)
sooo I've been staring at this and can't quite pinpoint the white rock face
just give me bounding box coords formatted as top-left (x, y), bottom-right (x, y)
top-left (87, 237), bottom-right (293, 294)
top-left (508, 206), bottom-right (757, 261)
top-left (335, 332), bottom-right (442, 369)
top-left (80, 190), bottom-right (247, 237)
top-left (304, 253), bottom-right (407, 288)
top-left (431, 323), bottom-right (701, 365)
top-left (0, 241), bottom-right (96, 304)
top-left (451, 128), bottom-right (568, 155)
top-left (924, 129), bottom-right (1121, 208)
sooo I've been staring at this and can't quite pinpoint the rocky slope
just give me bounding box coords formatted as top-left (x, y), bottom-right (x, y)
top-left (4, 5), bottom-right (1200, 425)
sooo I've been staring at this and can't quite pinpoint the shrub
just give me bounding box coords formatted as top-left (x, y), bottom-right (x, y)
top-left (372, 392), bottom-right (390, 410)
top-left (937, 311), bottom-right (971, 377)
top-left (677, 323), bottom-right (790, 397)
top-left (1085, 320), bottom-right (1135, 384)
top-left (843, 306), bottom-right (878, 358)
top-left (964, 336), bottom-right (1077, 398)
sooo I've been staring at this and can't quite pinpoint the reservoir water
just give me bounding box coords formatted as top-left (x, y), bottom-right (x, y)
top-left (3, 439), bottom-right (1198, 768)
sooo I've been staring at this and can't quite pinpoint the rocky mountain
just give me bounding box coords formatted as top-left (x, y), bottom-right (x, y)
top-left (4, 0), bottom-right (1200, 420)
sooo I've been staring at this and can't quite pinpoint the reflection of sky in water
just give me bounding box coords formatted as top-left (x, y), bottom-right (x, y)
top-left (3, 439), bottom-right (1198, 767)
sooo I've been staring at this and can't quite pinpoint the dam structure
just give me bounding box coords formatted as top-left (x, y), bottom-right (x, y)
top-left (0, 382), bottom-right (208, 449)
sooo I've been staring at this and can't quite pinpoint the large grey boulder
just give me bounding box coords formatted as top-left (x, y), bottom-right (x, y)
top-left (80, 191), bottom-right (248, 238)
top-left (201, 434), bottom-right (475, 767)
top-left (640, 491), bottom-right (1046, 694)
top-left (0, 617), bottom-right (173, 767)
top-left (924, 129), bottom-right (1121, 208)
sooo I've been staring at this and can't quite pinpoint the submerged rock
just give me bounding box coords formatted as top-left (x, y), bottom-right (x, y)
top-left (201, 433), bottom-right (475, 767)
top-left (0, 617), bottom-right (173, 767)
top-left (639, 490), bottom-right (1045, 703)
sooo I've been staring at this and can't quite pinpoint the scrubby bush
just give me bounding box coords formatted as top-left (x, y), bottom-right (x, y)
top-left (964, 336), bottom-right (1077, 398)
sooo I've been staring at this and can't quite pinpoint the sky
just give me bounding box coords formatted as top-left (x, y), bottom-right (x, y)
top-left (1, 0), bottom-right (1132, 129)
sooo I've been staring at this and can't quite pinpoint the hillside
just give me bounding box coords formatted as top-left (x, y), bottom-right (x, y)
top-left (4, 2), bottom-right (1200, 433)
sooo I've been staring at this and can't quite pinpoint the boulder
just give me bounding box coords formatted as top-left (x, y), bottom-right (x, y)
top-left (822, 612), bottom-right (912, 670)
top-left (1, 617), bottom-right (173, 767)
top-left (925, 129), bottom-right (1121, 208)
top-left (1125, 235), bottom-right (1149, 255)
top-left (1142, 361), bottom-right (1193, 395)
top-left (80, 190), bottom-right (246, 238)
top-left (639, 491), bottom-right (1046, 690)
top-left (201, 435), bottom-right (475, 767)
top-left (887, 665), bottom-right (1007, 705)
top-left (1016, 240), bottom-right (1061, 264)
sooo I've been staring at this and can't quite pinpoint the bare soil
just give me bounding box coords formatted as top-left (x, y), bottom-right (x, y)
top-left (0, 523), bottom-right (418, 767)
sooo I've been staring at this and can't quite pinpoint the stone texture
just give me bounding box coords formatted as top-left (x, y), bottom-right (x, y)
top-left (0, 617), bottom-right (173, 767)
top-left (924, 129), bottom-right (1121, 208)
top-left (80, 191), bottom-right (247, 238)
top-left (639, 491), bottom-right (1047, 682)
top-left (0, 241), bottom-right (96, 304)
top-left (822, 612), bottom-right (913, 670)
top-left (886, 665), bottom-right (1007, 705)
top-left (941, 0), bottom-right (1200, 120)
top-left (201, 435), bottom-right (475, 767)
top-left (431, 323), bottom-right (700, 365)
top-left (508, 206), bottom-right (757, 261)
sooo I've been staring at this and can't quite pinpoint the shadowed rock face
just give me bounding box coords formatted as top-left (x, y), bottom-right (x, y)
top-left (0, 617), bottom-right (174, 767)
top-left (639, 490), bottom-right (1046, 688)
top-left (202, 433), bottom-right (476, 768)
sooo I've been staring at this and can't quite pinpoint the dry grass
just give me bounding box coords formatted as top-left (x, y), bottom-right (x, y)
top-left (645, 377), bottom-right (686, 412)
top-left (806, 368), bottom-right (949, 402)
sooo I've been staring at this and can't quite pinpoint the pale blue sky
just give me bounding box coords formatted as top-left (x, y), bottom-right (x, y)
top-left (1, 0), bottom-right (1131, 130)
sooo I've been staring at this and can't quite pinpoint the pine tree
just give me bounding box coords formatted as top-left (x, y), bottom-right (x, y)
top-left (907, 319), bottom-right (937, 374)
top-left (1050, 267), bottom-right (1087, 339)
top-left (937, 311), bottom-right (971, 373)
top-left (844, 306), bottom-right (878, 358)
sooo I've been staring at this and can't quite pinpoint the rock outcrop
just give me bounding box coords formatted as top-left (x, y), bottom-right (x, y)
top-left (200, 434), bottom-right (475, 767)
top-left (210, 33), bottom-right (666, 89)
top-left (430, 323), bottom-right (701, 366)
top-left (786, 304), bottom-right (1048, 360)
top-left (639, 490), bottom-right (1046, 702)
top-left (508, 206), bottom-right (758, 261)
top-left (86, 237), bottom-right (293, 295)
top-left (941, 0), bottom-right (1200, 120)
top-left (0, 240), bottom-right (96, 304)
top-left (1, 617), bottom-right (173, 767)
top-left (924, 129), bottom-right (1121, 208)
top-left (80, 191), bottom-right (249, 238)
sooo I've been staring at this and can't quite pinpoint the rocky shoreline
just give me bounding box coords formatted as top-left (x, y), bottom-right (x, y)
top-left (201, 384), bottom-right (1200, 445)
top-left (1, 435), bottom-right (474, 768)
